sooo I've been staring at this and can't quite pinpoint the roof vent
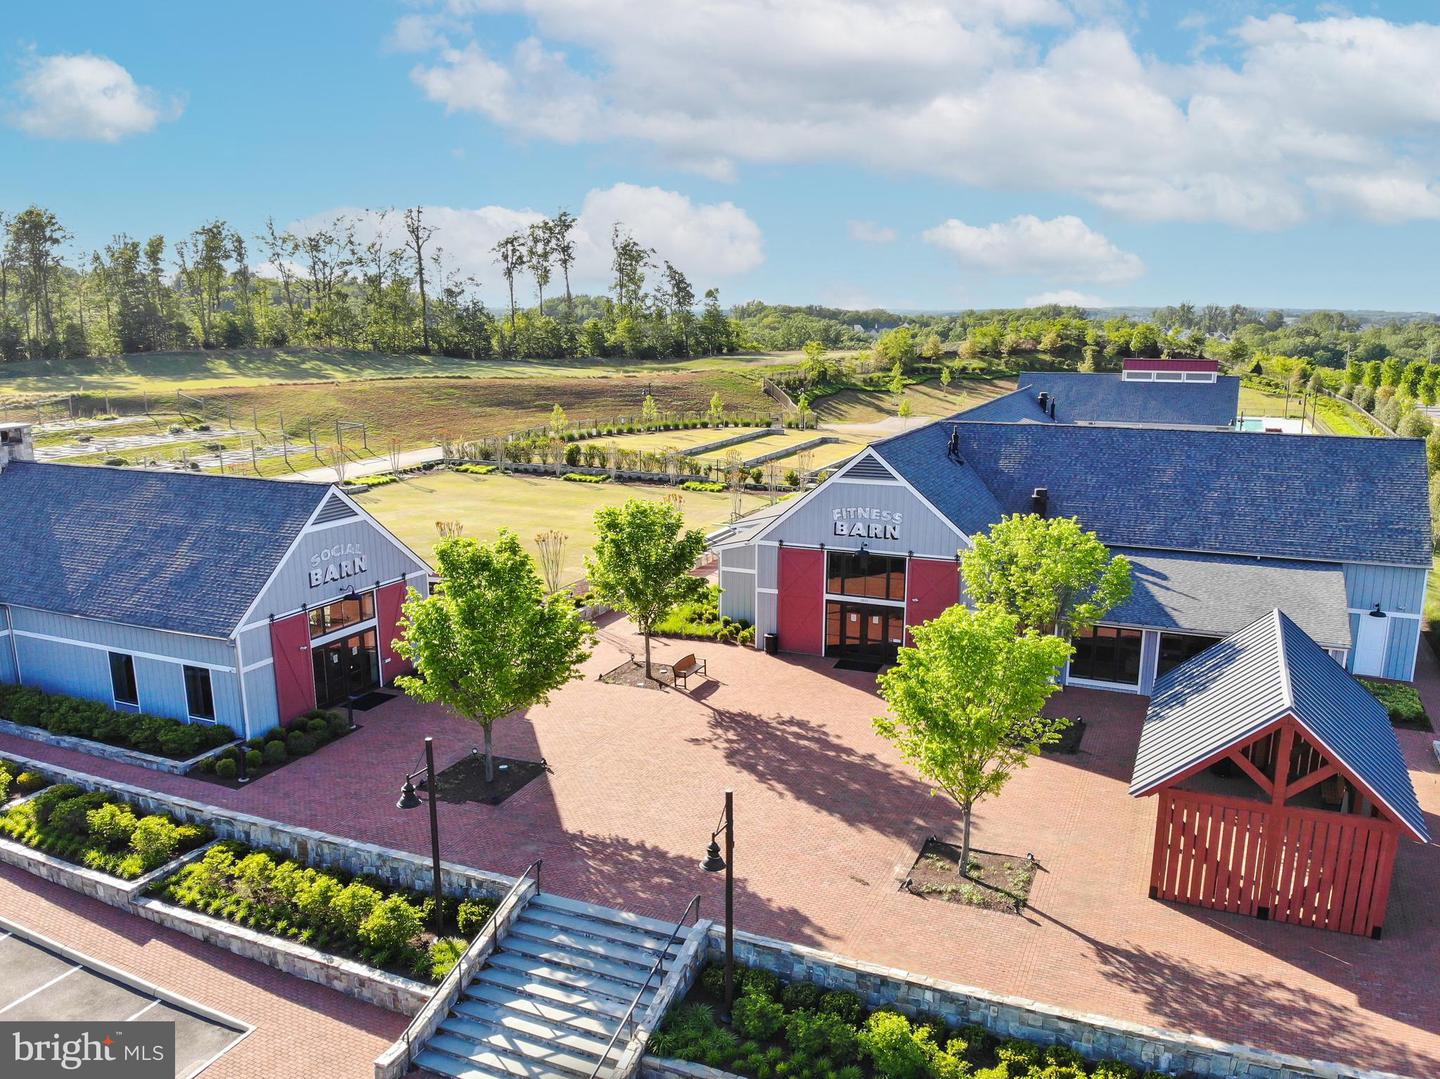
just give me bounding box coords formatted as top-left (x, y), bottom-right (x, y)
top-left (1037, 391), bottom-right (1050, 411)
top-left (1031, 487), bottom-right (1049, 517)
top-left (946, 425), bottom-right (963, 463)
top-left (1048, 397), bottom-right (1057, 419)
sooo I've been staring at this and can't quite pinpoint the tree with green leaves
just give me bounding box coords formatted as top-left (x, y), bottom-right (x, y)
top-left (395, 533), bottom-right (592, 782)
top-left (586, 498), bottom-right (708, 683)
top-left (527, 220), bottom-right (553, 314)
top-left (939, 364), bottom-right (952, 391)
top-left (801, 339), bottom-right (832, 384)
top-left (707, 391), bottom-right (725, 423)
top-left (493, 233), bottom-right (526, 333)
top-left (875, 605), bottom-right (1072, 872)
top-left (962, 514), bottom-right (1132, 638)
top-left (641, 393), bottom-right (660, 429)
top-left (548, 210), bottom-right (578, 322)
top-left (548, 403), bottom-right (568, 438)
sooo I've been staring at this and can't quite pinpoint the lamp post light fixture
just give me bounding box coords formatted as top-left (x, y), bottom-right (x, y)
top-left (701, 788), bottom-right (736, 1021)
top-left (397, 736), bottom-right (445, 933)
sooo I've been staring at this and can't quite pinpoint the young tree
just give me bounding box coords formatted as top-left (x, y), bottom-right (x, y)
top-left (402, 207), bottom-right (435, 353)
top-left (875, 605), bottom-right (1072, 872)
top-left (939, 364), bottom-right (953, 391)
top-left (610, 226), bottom-right (652, 317)
top-left (534, 529), bottom-right (569, 594)
top-left (962, 514), bottom-right (1132, 638)
top-left (586, 498), bottom-right (708, 683)
top-left (396, 533), bottom-right (592, 781)
top-left (707, 391), bottom-right (725, 423)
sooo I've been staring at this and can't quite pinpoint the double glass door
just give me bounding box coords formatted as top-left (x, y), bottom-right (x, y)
top-left (825, 601), bottom-right (904, 663)
top-left (312, 628), bottom-right (380, 708)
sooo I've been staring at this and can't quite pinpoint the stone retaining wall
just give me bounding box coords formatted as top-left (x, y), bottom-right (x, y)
top-left (614, 918), bottom-right (713, 1079)
top-left (2, 750), bottom-right (513, 901)
top-left (686, 927), bottom-right (1413, 1079)
top-left (0, 717), bottom-right (237, 775)
top-left (0, 834), bottom-right (136, 907)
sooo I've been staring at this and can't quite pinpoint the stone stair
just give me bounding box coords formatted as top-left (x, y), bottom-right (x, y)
top-left (414, 894), bottom-right (686, 1079)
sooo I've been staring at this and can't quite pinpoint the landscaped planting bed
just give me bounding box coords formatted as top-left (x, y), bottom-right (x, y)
top-left (0, 756), bottom-right (47, 806)
top-left (656, 584), bottom-right (756, 645)
top-left (151, 841), bottom-right (497, 983)
top-left (0, 685), bottom-right (237, 761)
top-left (0, 782), bottom-right (211, 880)
top-left (654, 964), bottom-right (1175, 1079)
top-left (194, 709), bottom-right (355, 785)
top-left (1360, 678), bottom-right (1432, 731)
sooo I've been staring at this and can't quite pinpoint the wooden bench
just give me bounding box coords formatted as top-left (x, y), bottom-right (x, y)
top-left (672, 653), bottom-right (708, 690)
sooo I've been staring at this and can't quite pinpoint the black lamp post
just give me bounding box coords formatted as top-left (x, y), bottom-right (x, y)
top-left (397, 736), bottom-right (444, 933)
top-left (701, 788), bottom-right (735, 1021)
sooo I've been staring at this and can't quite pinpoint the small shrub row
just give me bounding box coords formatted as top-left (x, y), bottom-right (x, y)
top-left (198, 710), bottom-right (352, 778)
top-left (655, 585), bottom-right (756, 645)
top-left (352, 474), bottom-right (398, 488)
top-left (0, 757), bottom-right (46, 805)
top-left (0, 686), bottom-right (237, 761)
top-left (0, 783), bottom-right (210, 879)
top-left (682, 480), bottom-right (728, 493)
top-left (454, 464), bottom-right (496, 476)
top-left (153, 841), bottom-right (498, 982)
top-left (652, 962), bottom-right (1175, 1079)
top-left (562, 472), bottom-right (608, 483)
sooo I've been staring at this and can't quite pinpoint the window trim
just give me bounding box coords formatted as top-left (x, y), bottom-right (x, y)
top-left (1067, 624), bottom-right (1144, 687)
top-left (308, 590), bottom-right (377, 641)
top-left (825, 549), bottom-right (907, 603)
top-left (183, 664), bottom-right (217, 724)
top-left (109, 651), bottom-right (139, 711)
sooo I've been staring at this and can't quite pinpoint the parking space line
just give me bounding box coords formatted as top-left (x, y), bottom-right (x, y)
top-left (124, 999), bottom-right (162, 1022)
top-left (0, 965), bottom-right (79, 1014)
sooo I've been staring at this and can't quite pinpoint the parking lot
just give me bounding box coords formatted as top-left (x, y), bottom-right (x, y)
top-left (0, 919), bottom-right (249, 1077)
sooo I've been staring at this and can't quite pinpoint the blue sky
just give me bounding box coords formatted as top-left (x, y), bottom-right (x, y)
top-left (4, 1), bottom-right (1440, 313)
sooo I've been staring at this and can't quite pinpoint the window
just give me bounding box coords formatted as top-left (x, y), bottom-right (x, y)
top-left (1153, 371), bottom-right (1184, 382)
top-left (184, 665), bottom-right (216, 722)
top-left (826, 550), bottom-right (906, 602)
top-left (109, 652), bottom-right (138, 708)
top-left (1156, 632), bottom-right (1224, 678)
top-left (1122, 370), bottom-right (1153, 382)
top-left (308, 591), bottom-right (376, 639)
top-left (1068, 625), bottom-right (1143, 685)
top-left (1182, 372), bottom-right (1216, 383)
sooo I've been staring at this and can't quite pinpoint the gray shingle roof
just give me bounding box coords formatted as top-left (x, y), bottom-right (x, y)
top-left (0, 462), bottom-right (329, 638)
top-left (871, 421), bottom-right (1431, 566)
top-left (1106, 548), bottom-right (1351, 649)
top-left (1131, 609), bottom-right (1427, 842)
top-left (957, 372), bottom-right (1240, 428)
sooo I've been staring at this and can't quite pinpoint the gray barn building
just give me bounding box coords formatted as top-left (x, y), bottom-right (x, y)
top-left (0, 423), bottom-right (430, 738)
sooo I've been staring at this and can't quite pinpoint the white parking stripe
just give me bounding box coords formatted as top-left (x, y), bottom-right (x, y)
top-left (124, 999), bottom-right (161, 1022)
top-left (0, 964), bottom-right (79, 1014)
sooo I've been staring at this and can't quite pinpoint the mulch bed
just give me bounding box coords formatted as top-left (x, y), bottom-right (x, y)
top-left (903, 838), bottom-right (1037, 914)
top-left (599, 658), bottom-right (674, 689)
top-left (426, 754), bottom-right (548, 806)
top-left (190, 724), bottom-right (361, 790)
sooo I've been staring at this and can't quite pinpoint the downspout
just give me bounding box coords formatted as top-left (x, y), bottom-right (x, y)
top-left (232, 630), bottom-right (252, 741)
top-left (2, 604), bottom-right (19, 685)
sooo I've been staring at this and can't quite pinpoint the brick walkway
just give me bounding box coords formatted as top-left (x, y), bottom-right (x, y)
top-left (3, 615), bottom-right (1438, 1077)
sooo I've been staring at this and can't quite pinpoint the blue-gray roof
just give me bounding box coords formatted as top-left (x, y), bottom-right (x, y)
top-left (1106, 549), bottom-right (1351, 649)
top-left (957, 372), bottom-right (1239, 428)
top-left (0, 462), bottom-right (330, 638)
top-left (1131, 609), bottom-right (1427, 842)
top-left (871, 421), bottom-right (1431, 567)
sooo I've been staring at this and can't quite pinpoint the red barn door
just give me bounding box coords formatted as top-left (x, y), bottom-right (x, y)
top-left (270, 612), bottom-right (316, 727)
top-left (777, 547), bottom-right (824, 655)
top-left (904, 557), bottom-right (960, 646)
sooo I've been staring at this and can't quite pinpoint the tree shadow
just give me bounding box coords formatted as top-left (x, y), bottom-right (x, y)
top-left (1034, 686), bottom-right (1147, 784)
top-left (685, 706), bottom-right (936, 840)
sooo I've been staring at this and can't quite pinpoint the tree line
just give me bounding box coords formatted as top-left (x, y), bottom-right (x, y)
top-left (0, 204), bottom-right (744, 363)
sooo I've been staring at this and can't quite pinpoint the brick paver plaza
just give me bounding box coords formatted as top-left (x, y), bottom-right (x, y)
top-left (3, 615), bottom-right (1438, 1077)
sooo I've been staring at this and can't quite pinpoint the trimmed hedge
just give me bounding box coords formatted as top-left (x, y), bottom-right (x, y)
top-left (656, 962), bottom-right (1174, 1079)
top-left (352, 474), bottom-right (398, 488)
top-left (682, 480), bottom-right (728, 493)
top-left (562, 472), bottom-right (608, 483)
top-left (0, 783), bottom-right (210, 879)
top-left (154, 841), bottom-right (497, 983)
top-left (0, 685), bottom-right (237, 761)
top-left (454, 464), bottom-right (496, 476)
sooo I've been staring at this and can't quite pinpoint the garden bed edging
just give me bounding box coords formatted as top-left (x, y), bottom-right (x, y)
top-left (0, 716), bottom-right (240, 775)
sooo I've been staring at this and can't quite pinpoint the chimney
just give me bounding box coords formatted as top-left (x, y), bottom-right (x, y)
top-left (1037, 391), bottom-right (1050, 412)
top-left (1048, 397), bottom-right (1057, 419)
top-left (1031, 487), bottom-right (1049, 517)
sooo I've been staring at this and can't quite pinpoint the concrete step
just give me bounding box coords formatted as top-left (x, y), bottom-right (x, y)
top-left (509, 919), bottom-right (674, 973)
top-left (517, 906), bottom-right (682, 956)
top-left (441, 1007), bottom-right (615, 1061)
top-left (499, 937), bottom-right (667, 987)
top-left (459, 984), bottom-right (622, 1040)
top-left (529, 893), bottom-right (682, 940)
top-left (484, 952), bottom-right (656, 1008)
top-left (470, 966), bottom-right (653, 1021)
top-left (415, 1045), bottom-right (552, 1079)
top-left (429, 1022), bottom-right (613, 1075)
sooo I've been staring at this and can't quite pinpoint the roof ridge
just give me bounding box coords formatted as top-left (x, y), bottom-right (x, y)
top-left (1272, 608), bottom-right (1295, 712)
top-left (9, 459), bottom-right (334, 489)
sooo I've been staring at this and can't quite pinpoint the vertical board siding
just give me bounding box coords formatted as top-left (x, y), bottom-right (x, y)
top-left (718, 570), bottom-right (757, 624)
top-left (1150, 789), bottom-right (1398, 937)
top-left (903, 558), bottom-right (961, 646)
top-left (1343, 562), bottom-right (1426, 681)
top-left (242, 664), bottom-right (280, 737)
top-left (375, 580), bottom-right (411, 685)
top-left (777, 547), bottom-right (825, 655)
top-left (761, 480), bottom-right (962, 560)
top-left (269, 613), bottom-right (316, 727)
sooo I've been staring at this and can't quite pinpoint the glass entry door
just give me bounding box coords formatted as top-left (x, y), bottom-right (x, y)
top-left (312, 628), bottom-right (380, 708)
top-left (826, 601), bottom-right (904, 663)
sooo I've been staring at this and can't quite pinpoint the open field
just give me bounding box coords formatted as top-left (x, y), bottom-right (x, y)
top-left (589, 426), bottom-right (770, 454)
top-left (0, 347), bottom-right (805, 401)
top-left (811, 377), bottom-right (1013, 424)
top-left (1237, 384), bottom-right (1385, 436)
top-left (356, 471), bottom-right (773, 585)
top-left (690, 426), bottom-right (865, 465)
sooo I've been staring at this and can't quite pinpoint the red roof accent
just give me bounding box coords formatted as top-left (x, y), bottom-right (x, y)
top-left (1122, 357), bottom-right (1219, 372)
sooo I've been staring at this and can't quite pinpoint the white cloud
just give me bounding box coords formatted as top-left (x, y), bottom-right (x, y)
top-left (399, 4), bottom-right (1440, 227)
top-left (1024, 289), bottom-right (1112, 308)
top-left (1308, 171), bottom-right (1440, 223)
top-left (9, 52), bottom-right (179, 142)
top-left (848, 220), bottom-right (897, 244)
top-left (289, 183), bottom-right (762, 302)
top-left (922, 214), bottom-right (1144, 284)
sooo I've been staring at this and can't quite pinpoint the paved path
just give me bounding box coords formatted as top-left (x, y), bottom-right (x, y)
top-left (280, 445), bottom-right (443, 482)
top-left (3, 619), bottom-right (1438, 1076)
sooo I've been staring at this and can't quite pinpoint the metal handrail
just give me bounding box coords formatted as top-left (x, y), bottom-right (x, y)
top-left (401, 859), bottom-right (543, 1070)
top-left (588, 894), bottom-right (702, 1079)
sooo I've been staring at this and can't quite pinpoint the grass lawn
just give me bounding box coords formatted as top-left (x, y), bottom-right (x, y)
top-left (0, 347), bottom-right (805, 402)
top-left (1236, 384), bottom-right (1384, 437)
top-left (356, 471), bottom-right (773, 587)
top-left (590, 426), bottom-right (770, 454)
top-left (812, 377), bottom-right (1012, 424)
top-left (690, 427), bottom-right (864, 464)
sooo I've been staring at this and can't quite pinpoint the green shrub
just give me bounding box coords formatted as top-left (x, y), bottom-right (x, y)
top-left (305, 716), bottom-right (329, 735)
top-left (858, 1011), bottom-right (931, 1079)
top-left (454, 463), bottom-right (495, 475)
top-left (131, 815), bottom-right (183, 870)
top-left (359, 894), bottom-right (423, 952)
top-left (784, 1009), bottom-right (858, 1059)
top-left (245, 749), bottom-right (263, 770)
top-left (15, 771), bottom-right (46, 794)
top-left (457, 898), bottom-right (496, 936)
top-left (1360, 678), bottom-right (1430, 729)
top-left (562, 472), bottom-right (607, 483)
top-left (331, 881), bottom-right (383, 934)
top-left (782, 981), bottom-right (824, 1012)
top-left (818, 990), bottom-right (863, 1025)
top-left (1091, 1061), bottom-right (1139, 1079)
top-left (49, 791), bottom-right (111, 836)
top-left (353, 474), bottom-right (397, 488)
top-left (326, 713), bottom-right (351, 739)
top-left (425, 937), bottom-right (467, 980)
top-left (215, 758), bottom-right (237, 780)
top-left (29, 784), bottom-right (82, 826)
top-left (738, 967), bottom-right (781, 1002)
top-left (263, 740), bottom-right (288, 765)
top-left (996, 1039), bottom-right (1042, 1070)
top-left (0, 769), bottom-right (10, 804)
top-left (286, 730), bottom-right (317, 756)
top-left (733, 993), bottom-right (785, 1040)
top-left (681, 480), bottom-right (727, 492)
top-left (0, 685), bottom-right (235, 759)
